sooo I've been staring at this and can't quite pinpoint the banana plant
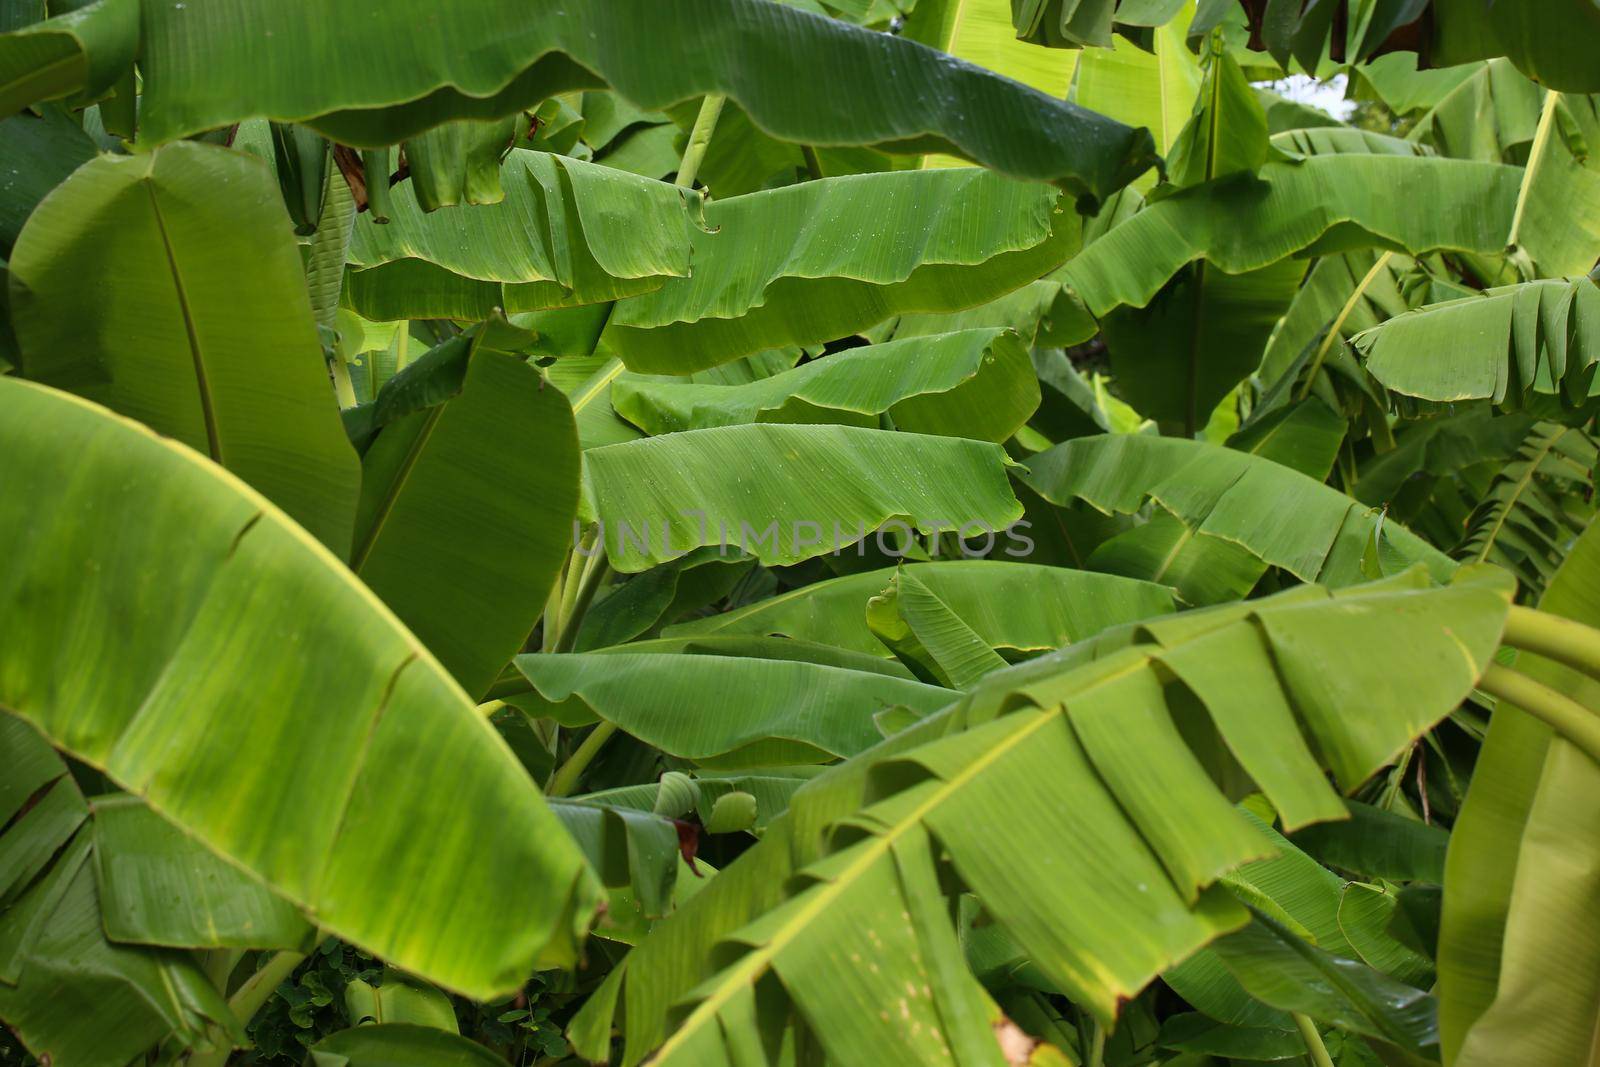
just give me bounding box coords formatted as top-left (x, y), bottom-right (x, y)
top-left (1, 0), bottom-right (1599, 1065)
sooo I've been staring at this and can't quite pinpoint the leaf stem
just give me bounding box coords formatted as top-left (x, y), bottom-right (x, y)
top-left (1479, 663), bottom-right (1600, 763)
top-left (1501, 605), bottom-right (1600, 683)
top-left (546, 722), bottom-right (617, 798)
top-left (801, 144), bottom-right (825, 181)
top-left (675, 94), bottom-right (727, 189)
top-left (1507, 90), bottom-right (1562, 255)
top-left (1085, 1018), bottom-right (1106, 1067)
top-left (1295, 250), bottom-right (1393, 403)
top-left (200, 947), bottom-right (243, 990)
top-left (189, 949), bottom-right (308, 1067)
top-left (329, 352), bottom-right (357, 408)
top-left (1292, 1013), bottom-right (1335, 1067)
top-left (554, 553), bottom-right (610, 655)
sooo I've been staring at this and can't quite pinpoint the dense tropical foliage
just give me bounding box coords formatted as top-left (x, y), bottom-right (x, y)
top-left (2, 0), bottom-right (1599, 1065)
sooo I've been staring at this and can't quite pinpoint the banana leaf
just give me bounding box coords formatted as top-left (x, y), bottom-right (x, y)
top-left (1288, 801), bottom-right (1449, 884)
top-left (90, 794), bottom-right (314, 951)
top-left (865, 567), bottom-right (1009, 688)
top-left (1506, 93), bottom-right (1600, 278)
top-left (351, 347), bottom-right (580, 699)
top-left (6, 141), bottom-right (361, 555)
top-left (1406, 58), bottom-right (1544, 163)
top-left (56, 0), bottom-right (1160, 198)
top-left (1015, 0), bottom-right (1190, 50)
top-left (584, 424), bottom-right (1024, 571)
top-left (1071, 4), bottom-right (1200, 163)
top-left (308, 1024), bottom-right (506, 1067)
top-left (401, 115), bottom-right (518, 211)
top-left (1096, 41), bottom-right (1306, 429)
top-left (549, 799), bottom-right (682, 920)
top-left (1255, 248), bottom-right (1439, 401)
top-left (1475, 0), bottom-right (1600, 93)
top-left (604, 168), bottom-right (1079, 374)
top-left (1456, 422), bottom-right (1598, 594)
top-left (345, 150), bottom-right (700, 321)
top-left (0, 0), bottom-right (133, 116)
top-left (0, 717), bottom-right (240, 1067)
top-left (612, 328), bottom-right (1038, 442)
top-left (1351, 276), bottom-right (1600, 410)
top-left (1441, 517), bottom-right (1600, 1065)
top-left (0, 376), bottom-right (600, 1000)
top-left (572, 567), bottom-right (1514, 1064)
top-left (901, 0), bottom-right (1080, 168)
top-left (666, 561), bottom-right (1177, 656)
top-left (1209, 912), bottom-right (1438, 1053)
top-left (517, 651), bottom-right (956, 767)
top-left (1343, 53), bottom-right (1479, 116)
top-left (0, 107), bottom-right (93, 256)
top-left (1063, 155), bottom-right (1524, 318)
top-left (1022, 434), bottom-right (1456, 590)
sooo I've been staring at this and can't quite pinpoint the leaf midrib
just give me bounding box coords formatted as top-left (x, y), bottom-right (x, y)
top-left (1466, 426), bottom-right (1568, 564)
top-left (647, 654), bottom-right (1152, 1060)
top-left (145, 179), bottom-right (223, 464)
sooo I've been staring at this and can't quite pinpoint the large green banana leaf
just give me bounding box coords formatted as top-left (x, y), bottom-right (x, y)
top-left (1441, 517), bottom-right (1600, 1066)
top-left (603, 168), bottom-right (1079, 374)
top-left (572, 567), bottom-right (1515, 1065)
top-left (1455, 0), bottom-right (1600, 93)
top-left (344, 150), bottom-right (700, 321)
top-left (866, 567), bottom-right (1010, 688)
top-left (573, 548), bottom-right (752, 650)
top-left (516, 652), bottom-right (956, 766)
top-left (0, 107), bottom-right (92, 256)
top-left (1351, 276), bottom-right (1600, 409)
top-left (1405, 60), bottom-right (1600, 278)
top-left (666, 560), bottom-right (1177, 657)
top-left (340, 316), bottom-right (541, 448)
top-left (351, 345), bottom-right (580, 699)
top-left (612, 328), bottom-right (1038, 442)
top-left (1103, 259), bottom-right (1306, 430)
top-left (1171, 818), bottom-right (1439, 1036)
top-left (1091, 402), bottom-right (1342, 601)
top-left (584, 424), bottom-right (1023, 571)
top-left (1062, 155), bottom-right (1523, 317)
top-left (90, 794), bottom-right (313, 951)
top-left (549, 799), bottom-right (683, 921)
top-left (21, 0), bottom-right (1159, 198)
top-left (1343, 53), bottom-right (1479, 118)
top-left (1081, 392), bottom-right (1340, 604)
top-left (400, 115), bottom-right (518, 212)
top-left (1208, 912), bottom-right (1437, 1052)
top-left (0, 376), bottom-right (599, 1000)
top-left (1407, 58), bottom-right (1545, 164)
top-left (6, 141), bottom-right (360, 555)
top-left (1096, 43), bottom-right (1306, 429)
top-left (1081, 403), bottom-right (1346, 606)
top-left (1069, 3), bottom-right (1198, 160)
top-left (0, 0), bottom-right (133, 117)
top-left (0, 716), bottom-right (240, 1067)
top-left (901, 0), bottom-right (1080, 169)
top-left (1022, 434), bottom-right (1455, 589)
top-left (1505, 93), bottom-right (1600, 278)
top-left (903, 0), bottom-right (1079, 101)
